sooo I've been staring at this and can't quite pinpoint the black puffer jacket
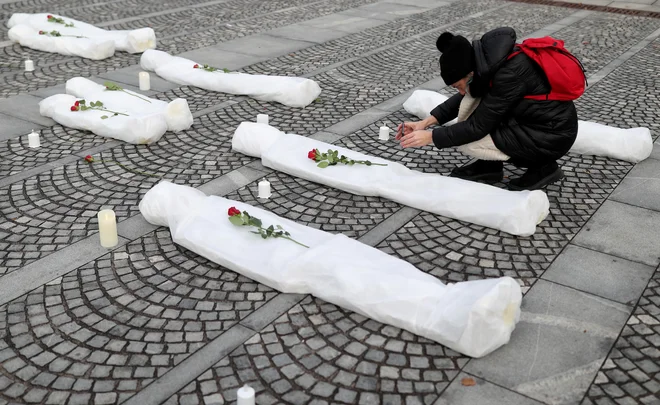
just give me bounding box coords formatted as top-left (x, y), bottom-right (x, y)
top-left (430, 27), bottom-right (578, 168)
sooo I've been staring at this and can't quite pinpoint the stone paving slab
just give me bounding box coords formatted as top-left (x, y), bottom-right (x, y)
top-left (0, 0), bottom-right (659, 404)
top-left (609, 156), bottom-right (660, 212)
top-left (572, 201), bottom-right (660, 267)
top-left (434, 373), bottom-right (545, 405)
top-left (464, 280), bottom-right (632, 405)
top-left (542, 245), bottom-right (656, 305)
top-left (0, 112), bottom-right (43, 141)
top-left (0, 94), bottom-right (55, 127)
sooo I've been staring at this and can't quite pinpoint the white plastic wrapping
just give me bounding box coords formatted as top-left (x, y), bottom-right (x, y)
top-left (233, 123), bottom-right (550, 236)
top-left (65, 77), bottom-right (193, 133)
top-left (39, 77), bottom-right (193, 144)
top-left (140, 50), bottom-right (322, 108)
top-left (8, 13), bottom-right (156, 58)
top-left (572, 121), bottom-right (653, 163)
top-left (140, 181), bottom-right (522, 358)
top-left (403, 89), bottom-right (458, 125)
top-left (403, 90), bottom-right (654, 163)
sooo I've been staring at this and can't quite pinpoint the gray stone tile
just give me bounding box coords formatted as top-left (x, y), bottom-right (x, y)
top-left (465, 280), bottom-right (631, 405)
top-left (339, 2), bottom-right (432, 21)
top-left (268, 24), bottom-right (349, 44)
top-left (298, 14), bottom-right (388, 33)
top-left (542, 245), bottom-right (654, 305)
top-left (325, 108), bottom-right (391, 136)
top-left (358, 207), bottom-right (420, 247)
top-left (650, 141), bottom-right (660, 160)
top-left (0, 94), bottom-right (55, 126)
top-left (197, 166), bottom-right (268, 197)
top-left (99, 66), bottom-right (179, 92)
top-left (239, 294), bottom-right (305, 331)
top-left (609, 157), bottom-right (660, 212)
top-left (212, 34), bottom-right (315, 58)
top-left (30, 83), bottom-right (67, 99)
top-left (116, 215), bottom-right (160, 241)
top-left (572, 200), bottom-right (660, 267)
top-left (434, 373), bottom-right (544, 405)
top-left (0, 112), bottom-right (44, 141)
top-left (176, 48), bottom-right (268, 71)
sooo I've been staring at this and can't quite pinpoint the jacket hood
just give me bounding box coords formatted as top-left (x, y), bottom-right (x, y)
top-left (472, 27), bottom-right (517, 79)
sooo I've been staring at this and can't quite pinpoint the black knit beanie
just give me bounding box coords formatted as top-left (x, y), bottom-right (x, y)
top-left (436, 32), bottom-right (475, 85)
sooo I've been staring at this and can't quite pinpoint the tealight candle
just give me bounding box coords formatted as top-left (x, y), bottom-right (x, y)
top-left (139, 71), bottom-right (150, 91)
top-left (98, 209), bottom-right (118, 248)
top-left (237, 385), bottom-right (255, 405)
top-left (25, 59), bottom-right (34, 72)
top-left (27, 129), bottom-right (40, 148)
top-left (258, 180), bottom-right (271, 199)
top-left (256, 114), bottom-right (269, 125)
top-left (379, 126), bottom-right (390, 141)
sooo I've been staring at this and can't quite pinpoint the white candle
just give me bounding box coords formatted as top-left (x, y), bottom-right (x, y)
top-left (25, 60), bottom-right (34, 72)
top-left (258, 180), bottom-right (271, 199)
top-left (27, 130), bottom-right (40, 148)
top-left (237, 385), bottom-right (255, 405)
top-left (139, 71), bottom-right (150, 91)
top-left (379, 126), bottom-right (390, 141)
top-left (256, 114), bottom-right (269, 125)
top-left (98, 209), bottom-right (118, 248)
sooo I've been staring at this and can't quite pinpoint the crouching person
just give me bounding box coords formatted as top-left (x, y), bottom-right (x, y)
top-left (397, 27), bottom-right (582, 191)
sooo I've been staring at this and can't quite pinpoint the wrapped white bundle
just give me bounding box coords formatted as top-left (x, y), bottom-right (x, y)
top-left (140, 50), bottom-right (322, 108)
top-left (39, 78), bottom-right (193, 144)
top-left (7, 25), bottom-right (114, 60)
top-left (403, 89), bottom-right (458, 125)
top-left (232, 123), bottom-right (550, 236)
top-left (140, 181), bottom-right (522, 358)
top-left (572, 121), bottom-right (653, 163)
top-left (8, 13), bottom-right (156, 56)
top-left (403, 90), bottom-right (654, 163)
top-left (65, 77), bottom-right (193, 133)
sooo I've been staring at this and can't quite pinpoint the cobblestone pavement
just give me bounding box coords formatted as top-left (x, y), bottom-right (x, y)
top-left (0, 0), bottom-right (659, 404)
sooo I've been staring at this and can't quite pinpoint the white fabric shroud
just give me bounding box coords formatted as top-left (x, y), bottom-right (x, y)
top-left (403, 90), bottom-right (654, 163)
top-left (39, 77), bottom-right (193, 144)
top-left (140, 50), bottom-right (322, 108)
top-left (232, 123), bottom-right (550, 236)
top-left (8, 13), bottom-right (156, 58)
top-left (139, 180), bottom-right (523, 358)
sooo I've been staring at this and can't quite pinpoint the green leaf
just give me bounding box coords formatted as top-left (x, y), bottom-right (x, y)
top-left (284, 231), bottom-right (291, 236)
top-left (276, 225), bottom-right (283, 230)
top-left (250, 217), bottom-right (262, 228)
top-left (261, 232), bottom-right (267, 239)
top-left (317, 161), bottom-right (329, 169)
top-left (228, 216), bottom-right (244, 226)
top-left (79, 99), bottom-right (86, 105)
top-left (222, 68), bottom-right (231, 73)
top-left (366, 161), bottom-right (372, 166)
top-left (101, 115), bottom-right (108, 119)
top-left (103, 81), bottom-right (122, 91)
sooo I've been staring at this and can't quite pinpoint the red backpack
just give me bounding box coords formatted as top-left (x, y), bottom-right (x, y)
top-left (508, 36), bottom-right (587, 101)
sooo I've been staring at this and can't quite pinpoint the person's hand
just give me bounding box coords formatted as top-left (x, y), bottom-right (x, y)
top-left (399, 130), bottom-right (433, 149)
top-left (395, 121), bottom-right (426, 140)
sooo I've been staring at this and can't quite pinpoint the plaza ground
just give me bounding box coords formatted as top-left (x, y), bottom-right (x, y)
top-left (0, 0), bottom-right (659, 404)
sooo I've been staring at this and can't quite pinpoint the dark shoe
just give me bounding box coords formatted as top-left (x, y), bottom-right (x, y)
top-left (450, 160), bottom-right (504, 182)
top-left (508, 161), bottom-right (564, 191)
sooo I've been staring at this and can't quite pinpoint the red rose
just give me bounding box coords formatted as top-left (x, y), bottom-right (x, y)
top-left (74, 100), bottom-right (80, 106)
top-left (84, 155), bottom-right (93, 163)
top-left (70, 106), bottom-right (78, 111)
top-left (193, 64), bottom-right (199, 68)
top-left (38, 31), bottom-right (44, 35)
top-left (228, 207), bottom-right (241, 217)
top-left (47, 15), bottom-right (52, 19)
top-left (308, 150), bottom-right (316, 160)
